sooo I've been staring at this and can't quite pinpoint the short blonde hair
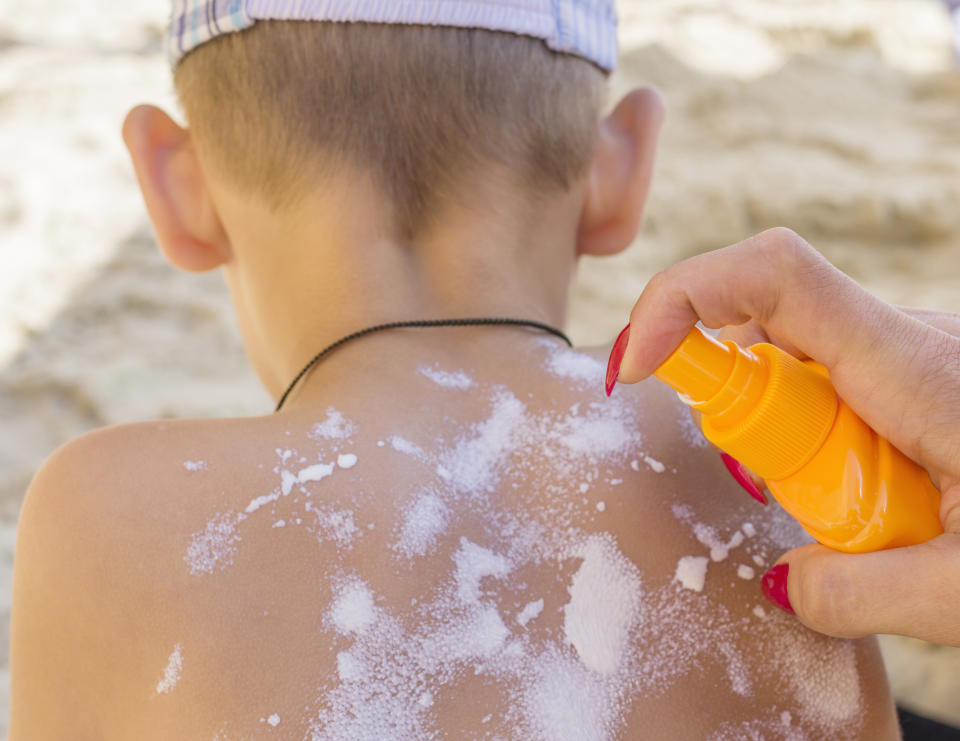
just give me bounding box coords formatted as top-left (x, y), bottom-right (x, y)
top-left (174, 21), bottom-right (606, 238)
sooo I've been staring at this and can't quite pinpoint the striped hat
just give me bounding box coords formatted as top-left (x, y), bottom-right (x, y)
top-left (166, 0), bottom-right (618, 72)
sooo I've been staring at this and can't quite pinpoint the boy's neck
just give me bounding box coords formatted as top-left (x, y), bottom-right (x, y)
top-left (212, 171), bottom-right (586, 401)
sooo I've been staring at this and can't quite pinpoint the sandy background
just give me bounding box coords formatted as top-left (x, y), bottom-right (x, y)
top-left (1, 0), bottom-right (959, 735)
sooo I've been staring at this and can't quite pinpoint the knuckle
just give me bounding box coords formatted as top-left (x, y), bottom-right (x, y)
top-left (645, 268), bottom-right (672, 296)
top-left (751, 227), bottom-right (812, 272)
top-left (766, 227), bottom-right (813, 271)
top-left (765, 225), bottom-right (803, 249)
top-left (750, 225), bottom-right (796, 254)
top-left (634, 270), bottom-right (672, 315)
top-left (736, 228), bottom-right (817, 324)
top-left (757, 228), bottom-right (840, 323)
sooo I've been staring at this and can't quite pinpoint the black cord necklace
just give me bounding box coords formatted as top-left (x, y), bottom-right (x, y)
top-left (274, 317), bottom-right (573, 412)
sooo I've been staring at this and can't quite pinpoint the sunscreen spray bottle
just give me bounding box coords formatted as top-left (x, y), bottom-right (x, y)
top-left (655, 327), bottom-right (943, 553)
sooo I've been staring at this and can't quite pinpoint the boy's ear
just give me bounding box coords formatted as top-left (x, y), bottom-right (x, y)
top-left (122, 105), bottom-right (231, 272)
top-left (577, 87), bottom-right (665, 257)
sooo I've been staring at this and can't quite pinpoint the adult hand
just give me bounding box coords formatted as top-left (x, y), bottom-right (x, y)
top-left (609, 227), bottom-right (960, 647)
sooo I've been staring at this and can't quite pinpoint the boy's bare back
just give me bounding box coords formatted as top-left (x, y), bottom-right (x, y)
top-left (12, 340), bottom-right (898, 739)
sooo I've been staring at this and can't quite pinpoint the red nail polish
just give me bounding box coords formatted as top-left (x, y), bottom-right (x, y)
top-left (605, 324), bottom-right (630, 397)
top-left (761, 563), bottom-right (795, 615)
top-left (720, 453), bottom-right (768, 505)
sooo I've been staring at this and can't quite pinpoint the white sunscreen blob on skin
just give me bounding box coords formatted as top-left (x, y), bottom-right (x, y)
top-left (685, 520), bottom-right (745, 563)
top-left (305, 502), bottom-right (359, 548)
top-left (419, 365), bottom-right (475, 390)
top-left (516, 599), bottom-right (544, 627)
top-left (563, 536), bottom-right (642, 676)
top-left (185, 512), bottom-right (244, 575)
top-left (336, 650), bottom-right (363, 683)
top-left (299, 462), bottom-right (336, 484)
top-left (675, 556), bottom-right (709, 592)
top-left (309, 408), bottom-right (355, 440)
top-left (156, 644), bottom-right (183, 694)
top-left (439, 391), bottom-right (527, 496)
top-left (331, 579), bottom-right (377, 635)
top-left (246, 490), bottom-right (281, 515)
top-left (281, 470), bottom-right (298, 495)
top-left (337, 453), bottom-right (358, 469)
top-left (453, 538), bottom-right (511, 604)
top-left (540, 344), bottom-right (605, 385)
top-left (395, 493), bottom-right (449, 558)
top-left (644, 455), bottom-right (666, 473)
top-left (389, 436), bottom-right (425, 458)
top-left (525, 649), bottom-right (613, 739)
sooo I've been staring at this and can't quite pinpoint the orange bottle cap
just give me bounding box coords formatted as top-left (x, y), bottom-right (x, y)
top-left (655, 327), bottom-right (839, 480)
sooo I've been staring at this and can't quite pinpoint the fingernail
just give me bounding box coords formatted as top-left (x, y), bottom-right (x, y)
top-left (761, 563), bottom-right (795, 615)
top-left (720, 453), bottom-right (768, 505)
top-left (605, 324), bottom-right (631, 397)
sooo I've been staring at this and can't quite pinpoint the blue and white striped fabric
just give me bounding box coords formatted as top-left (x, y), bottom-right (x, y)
top-left (166, 0), bottom-right (618, 71)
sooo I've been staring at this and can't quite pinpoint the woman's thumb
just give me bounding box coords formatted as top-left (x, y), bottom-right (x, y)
top-left (765, 535), bottom-right (960, 646)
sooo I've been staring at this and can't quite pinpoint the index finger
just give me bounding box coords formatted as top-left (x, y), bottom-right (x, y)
top-left (617, 228), bottom-right (918, 383)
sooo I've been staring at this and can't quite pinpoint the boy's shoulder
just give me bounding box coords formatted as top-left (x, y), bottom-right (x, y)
top-left (24, 416), bottom-right (260, 523)
top-left (20, 413), bottom-right (287, 569)
top-left (16, 417), bottom-right (250, 607)
top-left (12, 415), bottom-right (285, 737)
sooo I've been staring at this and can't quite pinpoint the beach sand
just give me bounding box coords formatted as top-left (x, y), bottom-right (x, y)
top-left (1, 0), bottom-right (959, 734)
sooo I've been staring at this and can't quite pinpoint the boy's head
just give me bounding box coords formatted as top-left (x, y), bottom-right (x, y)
top-left (125, 1), bottom-right (664, 275)
top-left (172, 20), bottom-right (607, 239)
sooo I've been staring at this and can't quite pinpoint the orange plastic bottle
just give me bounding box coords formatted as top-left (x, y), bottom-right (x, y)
top-left (654, 326), bottom-right (943, 553)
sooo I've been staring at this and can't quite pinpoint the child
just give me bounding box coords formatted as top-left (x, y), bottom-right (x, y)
top-left (11, 3), bottom-right (900, 739)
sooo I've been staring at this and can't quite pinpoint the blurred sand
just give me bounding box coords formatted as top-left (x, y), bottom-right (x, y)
top-left (2, 0), bottom-right (959, 735)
